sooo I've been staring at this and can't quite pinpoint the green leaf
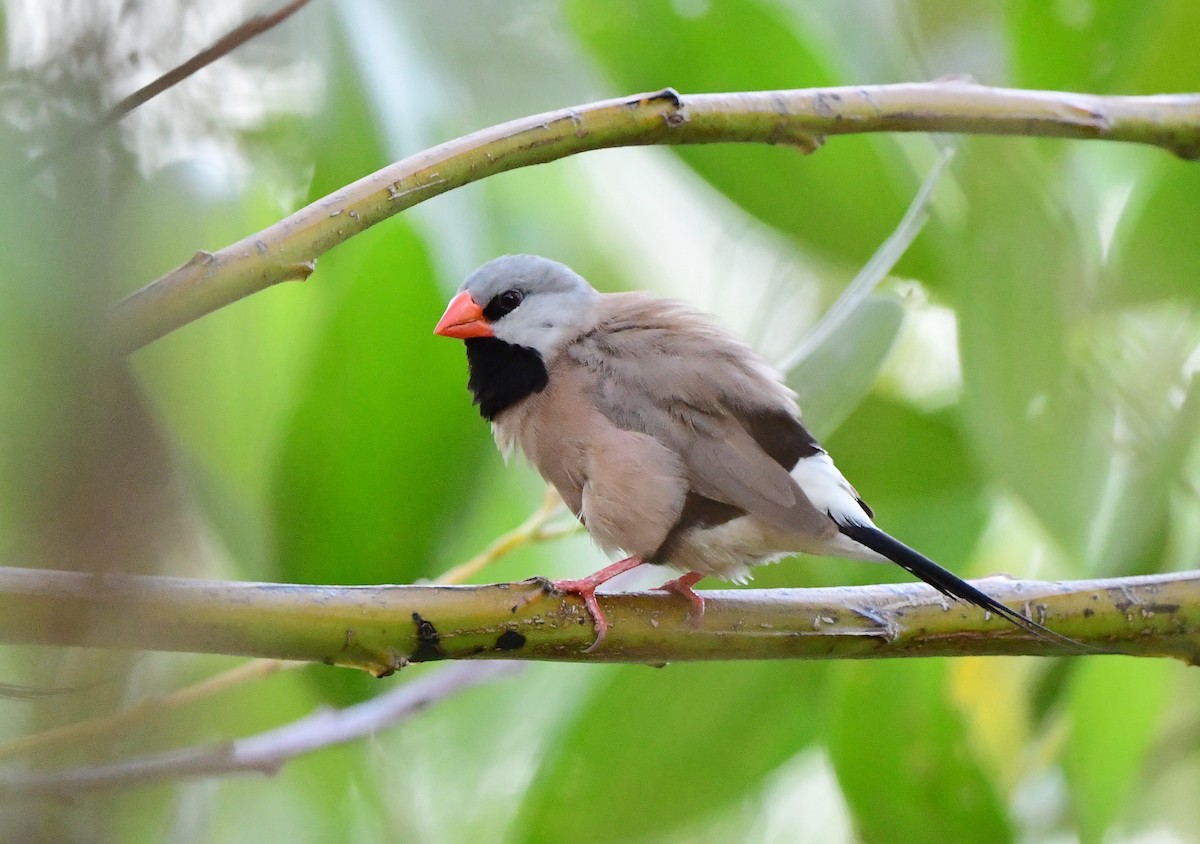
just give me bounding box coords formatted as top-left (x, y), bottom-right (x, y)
top-left (827, 659), bottom-right (1013, 844)
top-left (305, 15), bottom-right (390, 204)
top-left (1120, 1), bottom-right (1200, 95)
top-left (787, 294), bottom-right (905, 439)
top-left (1082, 313), bottom-right (1200, 575)
top-left (1108, 159), bottom-right (1200, 306)
top-left (515, 661), bottom-right (826, 843)
top-left (1008, 0), bottom-right (1200, 96)
top-left (1007, 2), bottom-right (1156, 93)
top-left (272, 220), bottom-right (483, 589)
top-left (946, 140), bottom-right (1110, 563)
top-left (1064, 658), bottom-right (1173, 844)
top-left (565, 0), bottom-right (926, 274)
top-left (119, 168), bottom-right (331, 574)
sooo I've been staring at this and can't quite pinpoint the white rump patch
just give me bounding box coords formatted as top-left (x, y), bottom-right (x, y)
top-left (790, 452), bottom-right (873, 526)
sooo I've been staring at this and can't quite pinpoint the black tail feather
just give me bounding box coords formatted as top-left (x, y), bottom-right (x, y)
top-left (837, 521), bottom-right (1087, 653)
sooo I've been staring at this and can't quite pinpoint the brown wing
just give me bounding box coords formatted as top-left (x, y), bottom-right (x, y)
top-left (567, 293), bottom-right (833, 539)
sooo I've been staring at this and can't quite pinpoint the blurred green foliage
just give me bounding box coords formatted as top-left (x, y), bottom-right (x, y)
top-left (828, 659), bottom-right (1012, 844)
top-left (0, 1), bottom-right (1198, 842)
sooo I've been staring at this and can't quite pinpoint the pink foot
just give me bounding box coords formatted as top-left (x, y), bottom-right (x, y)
top-left (552, 556), bottom-right (645, 652)
top-left (656, 571), bottom-right (706, 625)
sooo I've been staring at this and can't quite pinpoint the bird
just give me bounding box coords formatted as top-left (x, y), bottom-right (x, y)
top-left (434, 254), bottom-right (1080, 652)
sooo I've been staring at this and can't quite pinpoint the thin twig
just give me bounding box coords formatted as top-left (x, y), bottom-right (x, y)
top-left (436, 487), bottom-right (572, 585)
top-left (21, 0), bottom-right (314, 180)
top-left (102, 0), bottom-right (313, 126)
top-left (0, 661), bottom-right (519, 799)
top-left (0, 659), bottom-right (298, 761)
top-left (0, 682), bottom-right (93, 701)
top-left (779, 146), bottom-right (955, 373)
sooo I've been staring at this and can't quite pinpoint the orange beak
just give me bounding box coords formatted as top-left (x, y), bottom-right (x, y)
top-left (434, 291), bottom-right (494, 339)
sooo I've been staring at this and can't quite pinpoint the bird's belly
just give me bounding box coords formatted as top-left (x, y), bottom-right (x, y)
top-left (662, 513), bottom-right (888, 580)
top-left (659, 515), bottom-right (806, 580)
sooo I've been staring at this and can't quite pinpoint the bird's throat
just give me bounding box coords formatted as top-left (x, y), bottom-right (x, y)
top-left (464, 338), bottom-right (550, 421)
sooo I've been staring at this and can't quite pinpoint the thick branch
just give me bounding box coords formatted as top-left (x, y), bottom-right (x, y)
top-left (2, 567), bottom-right (1196, 671)
top-left (111, 83), bottom-right (1200, 351)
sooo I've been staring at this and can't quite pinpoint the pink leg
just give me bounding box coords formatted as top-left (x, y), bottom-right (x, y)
top-left (656, 571), bottom-right (706, 624)
top-left (553, 556), bottom-right (645, 651)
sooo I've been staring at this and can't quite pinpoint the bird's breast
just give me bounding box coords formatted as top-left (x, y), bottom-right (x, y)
top-left (489, 372), bottom-right (593, 518)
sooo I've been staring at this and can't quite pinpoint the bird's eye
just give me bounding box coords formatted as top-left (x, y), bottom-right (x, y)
top-left (494, 289), bottom-right (524, 314)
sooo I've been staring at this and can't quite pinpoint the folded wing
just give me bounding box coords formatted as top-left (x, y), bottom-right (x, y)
top-left (568, 293), bottom-right (834, 539)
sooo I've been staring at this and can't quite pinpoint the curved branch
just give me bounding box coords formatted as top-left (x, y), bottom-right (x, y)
top-left (2, 567), bottom-right (1196, 671)
top-left (111, 83), bottom-right (1200, 352)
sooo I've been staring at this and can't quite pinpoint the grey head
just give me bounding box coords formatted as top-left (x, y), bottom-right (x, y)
top-left (459, 255), bottom-right (601, 360)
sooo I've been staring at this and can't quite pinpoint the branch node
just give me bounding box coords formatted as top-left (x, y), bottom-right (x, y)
top-left (1169, 141), bottom-right (1200, 161)
top-left (285, 260), bottom-right (315, 282)
top-left (1064, 100), bottom-right (1111, 130)
top-left (371, 652), bottom-right (407, 678)
top-left (525, 575), bottom-right (556, 595)
top-left (790, 134), bottom-right (823, 154)
top-left (852, 605), bottom-right (900, 641)
top-left (634, 87), bottom-right (683, 109)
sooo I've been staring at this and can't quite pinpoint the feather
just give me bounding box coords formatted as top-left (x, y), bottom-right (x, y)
top-left (569, 294), bottom-right (833, 538)
top-left (837, 521), bottom-right (1087, 652)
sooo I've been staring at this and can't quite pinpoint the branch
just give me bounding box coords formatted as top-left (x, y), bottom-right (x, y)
top-left (26, 0), bottom-right (313, 177)
top-left (0, 661), bottom-right (518, 799)
top-left (0, 496), bottom-right (569, 760)
top-left (0, 658), bottom-right (296, 760)
top-left (111, 83), bottom-right (1200, 352)
top-left (779, 145), bottom-right (953, 372)
top-left (2, 567), bottom-right (1196, 670)
top-left (434, 487), bottom-right (573, 585)
top-left (100, 0), bottom-right (314, 127)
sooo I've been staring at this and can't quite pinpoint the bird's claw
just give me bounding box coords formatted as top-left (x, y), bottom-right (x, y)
top-left (656, 571), bottom-right (706, 627)
top-left (549, 555), bottom-right (645, 652)
top-left (551, 577), bottom-right (610, 652)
